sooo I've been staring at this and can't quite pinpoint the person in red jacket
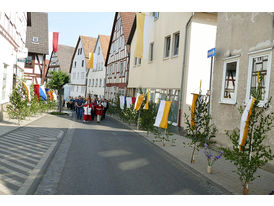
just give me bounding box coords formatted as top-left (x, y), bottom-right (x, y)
top-left (83, 97), bottom-right (92, 122)
top-left (96, 101), bottom-right (104, 123)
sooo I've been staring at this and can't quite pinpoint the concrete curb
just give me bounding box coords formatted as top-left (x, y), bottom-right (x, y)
top-left (16, 130), bottom-right (65, 195)
top-left (0, 113), bottom-right (47, 138)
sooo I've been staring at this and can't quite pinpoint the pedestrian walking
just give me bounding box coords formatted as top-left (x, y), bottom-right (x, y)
top-left (91, 98), bottom-right (97, 121)
top-left (75, 95), bottom-right (84, 120)
top-left (83, 97), bottom-right (92, 123)
top-left (96, 101), bottom-right (103, 123)
top-left (102, 99), bottom-right (108, 120)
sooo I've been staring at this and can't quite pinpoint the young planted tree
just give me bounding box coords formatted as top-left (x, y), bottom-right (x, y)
top-left (47, 70), bottom-right (70, 113)
top-left (140, 101), bottom-right (158, 135)
top-left (29, 84), bottom-right (40, 116)
top-left (6, 81), bottom-right (28, 125)
top-left (223, 75), bottom-right (274, 194)
top-left (184, 93), bottom-right (217, 163)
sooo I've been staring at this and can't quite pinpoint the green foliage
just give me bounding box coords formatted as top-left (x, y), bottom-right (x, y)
top-left (223, 76), bottom-right (274, 189)
top-left (152, 123), bottom-right (174, 146)
top-left (47, 70), bottom-right (70, 90)
top-left (47, 70), bottom-right (70, 113)
top-left (6, 81), bottom-right (28, 124)
top-left (184, 94), bottom-right (217, 149)
top-left (140, 101), bottom-right (158, 134)
top-left (29, 84), bottom-right (40, 115)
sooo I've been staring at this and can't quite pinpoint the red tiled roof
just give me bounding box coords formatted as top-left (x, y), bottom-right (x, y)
top-left (98, 35), bottom-right (110, 62)
top-left (120, 12), bottom-right (136, 45)
top-left (105, 12), bottom-right (136, 66)
top-left (80, 35), bottom-right (97, 68)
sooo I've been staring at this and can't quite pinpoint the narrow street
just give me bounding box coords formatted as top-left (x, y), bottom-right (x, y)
top-left (35, 114), bottom-right (229, 195)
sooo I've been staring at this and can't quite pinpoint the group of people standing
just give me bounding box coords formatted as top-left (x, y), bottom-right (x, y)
top-left (66, 96), bottom-right (108, 123)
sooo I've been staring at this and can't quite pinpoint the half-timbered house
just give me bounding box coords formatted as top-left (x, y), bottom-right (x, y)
top-left (104, 12), bottom-right (135, 100)
top-left (24, 12), bottom-right (48, 86)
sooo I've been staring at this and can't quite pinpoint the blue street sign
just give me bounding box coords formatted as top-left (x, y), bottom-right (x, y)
top-left (207, 48), bottom-right (215, 58)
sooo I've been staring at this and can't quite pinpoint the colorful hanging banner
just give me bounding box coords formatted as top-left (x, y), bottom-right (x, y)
top-left (191, 93), bottom-right (199, 128)
top-left (154, 100), bottom-right (172, 129)
top-left (22, 81), bottom-right (30, 102)
top-left (39, 85), bottom-right (47, 101)
top-left (88, 52), bottom-right (94, 69)
top-left (53, 32), bottom-right (59, 53)
top-left (34, 84), bottom-right (40, 100)
top-left (134, 13), bottom-right (145, 58)
top-left (144, 90), bottom-right (150, 110)
top-left (134, 93), bottom-right (145, 111)
top-left (239, 97), bottom-right (256, 151)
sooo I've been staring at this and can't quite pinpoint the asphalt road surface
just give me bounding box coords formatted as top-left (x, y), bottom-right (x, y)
top-left (39, 115), bottom-right (230, 195)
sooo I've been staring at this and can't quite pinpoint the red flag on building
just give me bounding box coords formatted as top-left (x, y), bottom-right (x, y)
top-left (34, 84), bottom-right (40, 100)
top-left (53, 32), bottom-right (59, 53)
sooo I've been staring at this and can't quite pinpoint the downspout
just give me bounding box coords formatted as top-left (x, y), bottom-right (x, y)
top-left (178, 12), bottom-right (194, 130)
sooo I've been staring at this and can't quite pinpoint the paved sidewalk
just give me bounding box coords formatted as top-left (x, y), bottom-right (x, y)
top-left (0, 113), bottom-right (65, 195)
top-left (108, 115), bottom-right (274, 195)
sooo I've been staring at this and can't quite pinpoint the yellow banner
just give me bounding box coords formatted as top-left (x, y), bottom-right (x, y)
top-left (191, 93), bottom-right (199, 128)
top-left (22, 81), bottom-right (30, 102)
top-left (135, 94), bottom-right (145, 111)
top-left (134, 13), bottom-right (145, 58)
top-left (159, 101), bottom-right (172, 129)
top-left (88, 52), bottom-right (94, 69)
top-left (144, 90), bottom-right (150, 110)
top-left (239, 97), bottom-right (256, 151)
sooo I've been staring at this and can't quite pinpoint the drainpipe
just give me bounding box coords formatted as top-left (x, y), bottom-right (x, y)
top-left (178, 12), bottom-right (194, 129)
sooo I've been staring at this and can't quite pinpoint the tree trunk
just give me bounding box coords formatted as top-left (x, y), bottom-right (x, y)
top-left (59, 89), bottom-right (62, 113)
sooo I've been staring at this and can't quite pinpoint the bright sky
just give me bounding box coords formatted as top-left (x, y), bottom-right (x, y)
top-left (48, 12), bottom-right (115, 48)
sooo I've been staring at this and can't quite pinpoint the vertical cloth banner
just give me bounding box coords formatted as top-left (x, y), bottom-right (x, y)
top-left (88, 52), bottom-right (94, 69)
top-left (48, 90), bottom-right (53, 101)
top-left (126, 97), bottom-right (132, 108)
top-left (239, 97), bottom-right (256, 151)
top-left (52, 90), bottom-right (57, 101)
top-left (154, 100), bottom-right (172, 129)
top-left (34, 84), bottom-right (40, 100)
top-left (191, 93), bottom-right (199, 128)
top-left (144, 90), bottom-right (150, 110)
top-left (134, 13), bottom-right (145, 58)
top-left (142, 15), bottom-right (154, 60)
top-left (120, 96), bottom-right (125, 110)
top-left (22, 81), bottom-right (30, 101)
top-left (134, 93), bottom-right (145, 111)
top-left (39, 85), bottom-right (47, 101)
top-left (53, 32), bottom-right (59, 53)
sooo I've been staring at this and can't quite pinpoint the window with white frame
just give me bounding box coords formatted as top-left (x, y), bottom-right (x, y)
top-left (149, 42), bottom-right (154, 62)
top-left (89, 79), bottom-right (91, 87)
top-left (82, 60), bottom-right (84, 67)
top-left (99, 79), bottom-right (102, 87)
top-left (96, 79), bottom-right (98, 87)
top-left (220, 57), bottom-right (239, 104)
top-left (98, 47), bottom-right (100, 55)
top-left (164, 36), bottom-right (171, 58)
top-left (74, 61), bottom-right (76, 67)
top-left (81, 86), bottom-right (85, 93)
top-left (81, 72), bottom-right (84, 79)
top-left (92, 79), bottom-right (95, 87)
top-left (246, 49), bottom-right (272, 104)
top-left (172, 32), bottom-right (180, 56)
top-left (134, 57), bottom-right (137, 66)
